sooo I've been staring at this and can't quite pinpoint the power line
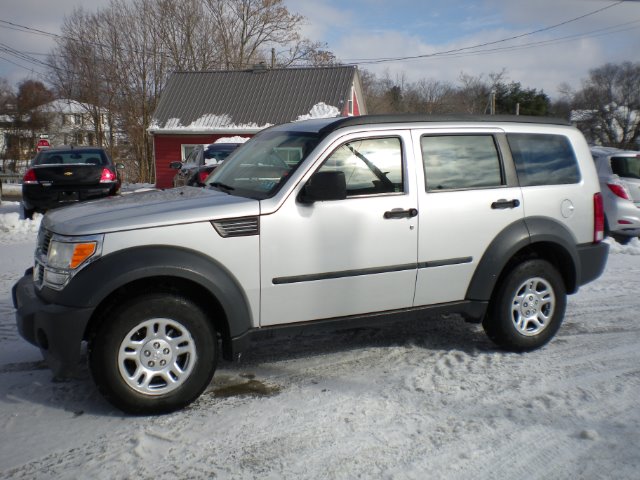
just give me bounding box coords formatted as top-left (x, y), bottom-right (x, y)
top-left (361, 19), bottom-right (640, 64)
top-left (343, 0), bottom-right (626, 64)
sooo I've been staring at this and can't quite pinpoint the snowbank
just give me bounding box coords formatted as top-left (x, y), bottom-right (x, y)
top-left (604, 236), bottom-right (640, 255)
top-left (0, 201), bottom-right (41, 245)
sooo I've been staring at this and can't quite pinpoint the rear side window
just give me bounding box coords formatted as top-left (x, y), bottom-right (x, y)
top-left (507, 133), bottom-right (580, 186)
top-left (611, 156), bottom-right (640, 179)
top-left (421, 135), bottom-right (503, 191)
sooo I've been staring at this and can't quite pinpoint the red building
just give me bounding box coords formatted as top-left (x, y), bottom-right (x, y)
top-left (149, 66), bottom-right (367, 189)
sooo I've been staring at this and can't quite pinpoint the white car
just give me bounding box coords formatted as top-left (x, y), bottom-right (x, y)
top-left (14, 115), bottom-right (609, 414)
top-left (591, 146), bottom-right (640, 244)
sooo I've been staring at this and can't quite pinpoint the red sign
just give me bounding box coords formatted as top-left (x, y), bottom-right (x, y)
top-left (36, 139), bottom-right (50, 152)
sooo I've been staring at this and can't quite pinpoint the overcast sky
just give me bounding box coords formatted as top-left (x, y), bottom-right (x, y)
top-left (1, 0), bottom-right (638, 98)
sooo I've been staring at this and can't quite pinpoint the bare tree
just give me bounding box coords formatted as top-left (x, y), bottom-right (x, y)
top-left (203, 0), bottom-right (311, 68)
top-left (46, 0), bottom-right (336, 182)
top-left (407, 79), bottom-right (456, 114)
top-left (156, 0), bottom-right (223, 71)
top-left (573, 62), bottom-right (640, 148)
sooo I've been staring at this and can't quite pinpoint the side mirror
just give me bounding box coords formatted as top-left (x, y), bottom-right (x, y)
top-left (299, 171), bottom-right (347, 204)
top-left (169, 161), bottom-right (182, 170)
top-left (116, 162), bottom-right (125, 170)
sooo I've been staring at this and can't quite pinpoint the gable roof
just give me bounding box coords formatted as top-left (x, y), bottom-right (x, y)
top-left (149, 66), bottom-right (364, 134)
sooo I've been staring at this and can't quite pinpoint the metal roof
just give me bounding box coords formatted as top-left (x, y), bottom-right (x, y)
top-left (150, 66), bottom-right (361, 134)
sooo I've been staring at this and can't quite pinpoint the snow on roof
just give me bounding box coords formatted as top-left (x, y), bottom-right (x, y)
top-left (39, 99), bottom-right (93, 114)
top-left (213, 136), bottom-right (250, 144)
top-left (296, 102), bottom-right (340, 122)
top-left (148, 114), bottom-right (271, 134)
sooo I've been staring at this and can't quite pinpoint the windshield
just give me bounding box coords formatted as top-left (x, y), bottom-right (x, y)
top-left (205, 130), bottom-right (320, 199)
top-left (611, 156), bottom-right (640, 180)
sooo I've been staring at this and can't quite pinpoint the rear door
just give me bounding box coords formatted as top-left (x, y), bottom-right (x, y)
top-left (412, 129), bottom-right (524, 306)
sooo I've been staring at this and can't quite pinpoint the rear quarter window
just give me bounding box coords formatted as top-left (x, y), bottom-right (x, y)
top-left (507, 133), bottom-right (580, 186)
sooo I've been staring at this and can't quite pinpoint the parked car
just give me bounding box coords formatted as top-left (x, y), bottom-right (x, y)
top-left (14, 115), bottom-right (608, 414)
top-left (590, 146), bottom-right (640, 244)
top-left (170, 142), bottom-right (242, 187)
top-left (21, 146), bottom-right (124, 219)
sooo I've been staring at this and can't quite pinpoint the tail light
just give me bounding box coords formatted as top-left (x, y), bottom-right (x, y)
top-left (198, 170), bottom-right (209, 184)
top-left (594, 193), bottom-right (604, 243)
top-left (99, 168), bottom-right (117, 183)
top-left (607, 183), bottom-right (631, 200)
top-left (23, 169), bottom-right (38, 184)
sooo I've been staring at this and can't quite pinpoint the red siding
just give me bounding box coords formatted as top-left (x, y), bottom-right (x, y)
top-left (153, 134), bottom-right (254, 189)
top-left (352, 91), bottom-right (361, 116)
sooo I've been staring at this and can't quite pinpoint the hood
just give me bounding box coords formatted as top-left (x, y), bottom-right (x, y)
top-left (43, 187), bottom-right (259, 236)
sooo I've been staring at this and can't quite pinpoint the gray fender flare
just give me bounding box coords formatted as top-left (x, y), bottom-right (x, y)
top-left (40, 246), bottom-right (253, 339)
top-left (465, 217), bottom-right (579, 301)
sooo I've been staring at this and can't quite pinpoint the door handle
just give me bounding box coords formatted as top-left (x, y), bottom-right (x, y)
top-left (491, 199), bottom-right (520, 210)
top-left (384, 208), bottom-right (418, 219)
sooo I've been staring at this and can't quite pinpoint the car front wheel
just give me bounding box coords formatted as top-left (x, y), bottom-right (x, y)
top-left (89, 293), bottom-right (217, 414)
top-left (483, 259), bottom-right (566, 352)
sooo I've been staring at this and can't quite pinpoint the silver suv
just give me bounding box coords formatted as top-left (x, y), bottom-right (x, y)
top-left (14, 115), bottom-right (609, 414)
top-left (591, 146), bottom-right (640, 244)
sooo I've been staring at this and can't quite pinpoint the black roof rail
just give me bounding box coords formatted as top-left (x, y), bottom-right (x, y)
top-left (318, 114), bottom-right (571, 135)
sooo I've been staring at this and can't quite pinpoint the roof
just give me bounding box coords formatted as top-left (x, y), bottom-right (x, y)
top-left (39, 99), bottom-right (95, 114)
top-left (265, 114), bottom-right (573, 136)
top-left (149, 66), bottom-right (362, 134)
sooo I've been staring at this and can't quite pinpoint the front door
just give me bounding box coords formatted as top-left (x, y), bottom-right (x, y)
top-left (260, 131), bottom-right (419, 326)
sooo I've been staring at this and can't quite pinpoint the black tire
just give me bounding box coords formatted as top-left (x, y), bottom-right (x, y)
top-left (89, 293), bottom-right (217, 414)
top-left (21, 203), bottom-right (34, 220)
top-left (612, 234), bottom-right (632, 245)
top-left (483, 259), bottom-right (566, 352)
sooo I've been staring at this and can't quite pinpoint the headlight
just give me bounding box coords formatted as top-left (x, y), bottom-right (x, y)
top-left (48, 241), bottom-right (97, 269)
top-left (39, 234), bottom-right (103, 290)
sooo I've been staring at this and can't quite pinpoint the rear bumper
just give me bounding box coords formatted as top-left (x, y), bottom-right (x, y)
top-left (13, 269), bottom-right (93, 376)
top-left (22, 184), bottom-right (115, 211)
top-left (576, 241), bottom-right (609, 287)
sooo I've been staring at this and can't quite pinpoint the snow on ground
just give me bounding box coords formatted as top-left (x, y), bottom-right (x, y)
top-left (1, 200), bottom-right (639, 479)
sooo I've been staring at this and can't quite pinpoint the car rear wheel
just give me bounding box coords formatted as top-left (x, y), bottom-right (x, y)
top-left (20, 203), bottom-right (34, 220)
top-left (89, 293), bottom-right (217, 414)
top-left (483, 259), bottom-right (566, 352)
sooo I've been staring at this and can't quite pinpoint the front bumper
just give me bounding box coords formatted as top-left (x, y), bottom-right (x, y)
top-left (12, 268), bottom-right (93, 377)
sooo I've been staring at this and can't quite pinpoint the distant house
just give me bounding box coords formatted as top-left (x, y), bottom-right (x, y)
top-left (40, 99), bottom-right (119, 148)
top-left (149, 66), bottom-right (367, 188)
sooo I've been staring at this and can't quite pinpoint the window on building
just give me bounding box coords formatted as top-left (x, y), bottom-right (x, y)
top-left (181, 144), bottom-right (202, 161)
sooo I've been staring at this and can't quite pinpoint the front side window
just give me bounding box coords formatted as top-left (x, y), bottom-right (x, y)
top-left (421, 135), bottom-right (503, 191)
top-left (317, 137), bottom-right (404, 196)
top-left (507, 133), bottom-right (580, 186)
top-left (206, 130), bottom-right (320, 199)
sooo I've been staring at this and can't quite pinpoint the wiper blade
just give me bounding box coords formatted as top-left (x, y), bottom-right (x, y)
top-left (209, 181), bottom-right (235, 192)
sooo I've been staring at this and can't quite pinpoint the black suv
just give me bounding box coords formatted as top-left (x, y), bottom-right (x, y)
top-left (170, 142), bottom-right (241, 187)
top-left (21, 146), bottom-right (123, 219)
